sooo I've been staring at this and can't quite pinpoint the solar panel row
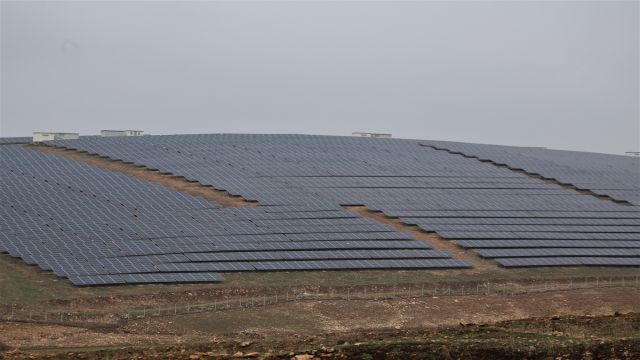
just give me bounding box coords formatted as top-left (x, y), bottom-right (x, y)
top-left (497, 257), bottom-right (640, 267)
top-left (2, 133), bottom-right (638, 285)
top-left (47, 134), bottom-right (639, 270)
top-left (0, 136), bottom-right (31, 145)
top-left (421, 140), bottom-right (640, 205)
top-left (1, 139), bottom-right (474, 286)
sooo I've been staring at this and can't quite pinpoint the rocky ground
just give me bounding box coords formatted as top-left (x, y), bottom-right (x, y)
top-left (1, 287), bottom-right (639, 359)
top-left (2, 313), bottom-right (639, 359)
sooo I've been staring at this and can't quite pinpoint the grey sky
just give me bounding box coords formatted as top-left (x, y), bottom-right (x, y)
top-left (1, 1), bottom-right (638, 154)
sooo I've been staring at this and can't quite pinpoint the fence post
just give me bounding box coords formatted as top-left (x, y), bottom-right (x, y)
top-left (421, 284), bottom-right (424, 297)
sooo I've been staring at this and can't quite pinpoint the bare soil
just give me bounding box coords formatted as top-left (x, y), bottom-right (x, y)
top-left (1, 287), bottom-right (638, 351)
top-left (346, 206), bottom-right (500, 273)
top-left (28, 145), bottom-right (257, 208)
top-left (2, 308), bottom-right (639, 359)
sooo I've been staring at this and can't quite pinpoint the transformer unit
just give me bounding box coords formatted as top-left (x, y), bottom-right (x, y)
top-left (352, 132), bottom-right (392, 138)
top-left (32, 132), bottom-right (79, 142)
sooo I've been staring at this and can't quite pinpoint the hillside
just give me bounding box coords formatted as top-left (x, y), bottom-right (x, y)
top-left (1, 134), bottom-right (640, 358)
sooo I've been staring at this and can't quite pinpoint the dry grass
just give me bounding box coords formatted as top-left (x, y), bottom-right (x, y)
top-left (2, 287), bottom-right (639, 350)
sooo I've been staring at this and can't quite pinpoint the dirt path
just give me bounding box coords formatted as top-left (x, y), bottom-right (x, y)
top-left (27, 145), bottom-right (257, 208)
top-left (346, 205), bottom-right (500, 272)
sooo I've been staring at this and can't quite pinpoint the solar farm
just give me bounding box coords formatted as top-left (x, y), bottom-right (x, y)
top-left (2, 133), bottom-right (640, 358)
top-left (1, 134), bottom-right (639, 287)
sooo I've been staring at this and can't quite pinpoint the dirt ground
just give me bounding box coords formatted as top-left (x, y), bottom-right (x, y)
top-left (28, 144), bottom-right (256, 208)
top-left (1, 287), bottom-right (638, 351)
top-left (346, 206), bottom-right (499, 272)
top-left (2, 314), bottom-right (640, 359)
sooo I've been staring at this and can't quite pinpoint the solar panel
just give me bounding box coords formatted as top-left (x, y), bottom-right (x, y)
top-left (1, 133), bottom-right (638, 286)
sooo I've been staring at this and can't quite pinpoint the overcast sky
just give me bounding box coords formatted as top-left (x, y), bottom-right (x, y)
top-left (1, 1), bottom-right (638, 154)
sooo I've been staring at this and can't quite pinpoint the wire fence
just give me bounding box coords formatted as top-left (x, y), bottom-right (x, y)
top-left (1, 275), bottom-right (638, 328)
